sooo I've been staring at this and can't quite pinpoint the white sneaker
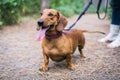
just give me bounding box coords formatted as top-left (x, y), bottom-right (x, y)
top-left (98, 24), bottom-right (120, 43)
top-left (108, 32), bottom-right (120, 48)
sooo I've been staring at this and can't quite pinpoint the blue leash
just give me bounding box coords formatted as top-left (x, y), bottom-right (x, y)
top-left (64, 0), bottom-right (108, 31)
top-left (96, 0), bottom-right (109, 20)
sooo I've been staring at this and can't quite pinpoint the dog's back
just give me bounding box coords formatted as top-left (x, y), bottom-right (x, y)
top-left (64, 29), bottom-right (85, 51)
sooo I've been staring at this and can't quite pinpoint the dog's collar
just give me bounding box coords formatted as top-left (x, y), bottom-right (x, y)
top-left (45, 31), bottom-right (62, 39)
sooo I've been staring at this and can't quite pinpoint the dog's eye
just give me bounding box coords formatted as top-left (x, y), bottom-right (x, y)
top-left (48, 13), bottom-right (54, 17)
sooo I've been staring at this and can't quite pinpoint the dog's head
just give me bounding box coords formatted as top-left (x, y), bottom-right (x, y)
top-left (37, 9), bottom-right (68, 31)
top-left (36, 9), bottom-right (68, 41)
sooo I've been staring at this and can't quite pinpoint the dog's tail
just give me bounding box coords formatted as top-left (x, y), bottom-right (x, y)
top-left (81, 30), bottom-right (105, 35)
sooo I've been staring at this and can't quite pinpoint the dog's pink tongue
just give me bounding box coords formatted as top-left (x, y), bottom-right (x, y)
top-left (37, 29), bottom-right (47, 41)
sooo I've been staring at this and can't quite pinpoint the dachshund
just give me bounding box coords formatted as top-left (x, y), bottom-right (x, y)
top-left (36, 9), bottom-right (105, 71)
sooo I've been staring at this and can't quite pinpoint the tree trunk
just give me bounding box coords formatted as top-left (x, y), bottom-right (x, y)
top-left (40, 0), bottom-right (50, 11)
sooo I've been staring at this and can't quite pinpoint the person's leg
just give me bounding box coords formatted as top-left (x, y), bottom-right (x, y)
top-left (99, 0), bottom-right (120, 44)
top-left (107, 0), bottom-right (120, 48)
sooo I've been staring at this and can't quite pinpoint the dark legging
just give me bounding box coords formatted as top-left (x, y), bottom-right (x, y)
top-left (110, 0), bottom-right (120, 25)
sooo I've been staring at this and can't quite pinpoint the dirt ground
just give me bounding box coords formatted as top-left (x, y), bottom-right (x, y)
top-left (0, 14), bottom-right (120, 80)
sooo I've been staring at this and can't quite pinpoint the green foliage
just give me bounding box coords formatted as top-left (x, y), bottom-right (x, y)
top-left (0, 0), bottom-right (40, 26)
top-left (21, 0), bottom-right (40, 15)
top-left (50, 0), bottom-right (84, 17)
top-left (50, 0), bottom-right (111, 18)
top-left (107, 6), bottom-right (112, 19)
top-left (0, 0), bottom-right (111, 27)
top-left (0, 0), bottom-right (22, 26)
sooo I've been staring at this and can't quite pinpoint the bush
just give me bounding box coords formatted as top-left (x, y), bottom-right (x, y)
top-left (0, 0), bottom-right (22, 26)
top-left (50, 0), bottom-right (84, 17)
top-left (0, 0), bottom-right (111, 26)
top-left (0, 0), bottom-right (40, 26)
top-left (21, 0), bottom-right (40, 15)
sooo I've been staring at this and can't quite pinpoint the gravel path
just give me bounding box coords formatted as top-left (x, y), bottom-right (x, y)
top-left (0, 14), bottom-right (120, 80)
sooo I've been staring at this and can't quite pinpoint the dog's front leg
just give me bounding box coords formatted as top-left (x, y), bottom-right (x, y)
top-left (40, 54), bottom-right (49, 71)
top-left (66, 54), bottom-right (74, 70)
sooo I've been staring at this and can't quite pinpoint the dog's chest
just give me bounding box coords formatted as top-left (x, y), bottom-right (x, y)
top-left (43, 40), bottom-right (72, 62)
top-left (43, 38), bottom-right (72, 56)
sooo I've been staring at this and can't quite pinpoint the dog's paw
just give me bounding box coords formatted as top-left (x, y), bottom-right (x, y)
top-left (80, 55), bottom-right (86, 58)
top-left (39, 65), bottom-right (48, 71)
top-left (68, 64), bottom-right (75, 70)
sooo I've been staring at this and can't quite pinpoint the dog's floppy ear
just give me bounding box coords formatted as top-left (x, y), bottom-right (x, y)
top-left (56, 12), bottom-right (68, 31)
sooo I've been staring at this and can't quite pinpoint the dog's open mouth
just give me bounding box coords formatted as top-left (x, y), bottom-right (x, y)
top-left (37, 25), bottom-right (49, 41)
top-left (37, 25), bottom-right (53, 41)
top-left (37, 28), bottom-right (47, 41)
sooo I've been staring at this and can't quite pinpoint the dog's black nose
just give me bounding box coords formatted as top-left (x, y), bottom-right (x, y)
top-left (38, 20), bottom-right (44, 26)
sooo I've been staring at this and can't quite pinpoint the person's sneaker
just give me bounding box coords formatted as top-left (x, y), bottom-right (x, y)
top-left (98, 24), bottom-right (120, 43)
top-left (107, 32), bottom-right (120, 48)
